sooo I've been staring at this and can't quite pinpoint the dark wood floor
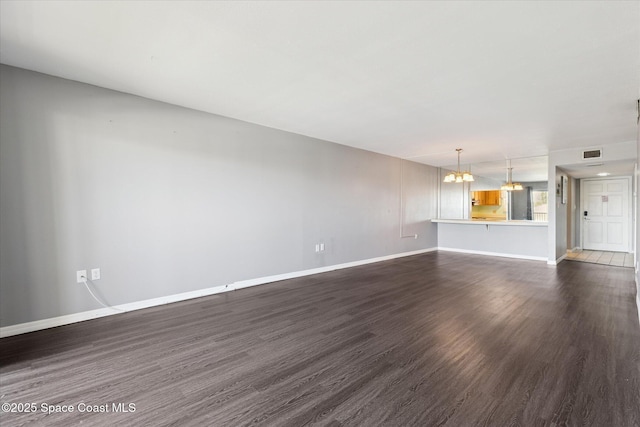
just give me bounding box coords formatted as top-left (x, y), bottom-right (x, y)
top-left (1, 252), bottom-right (639, 426)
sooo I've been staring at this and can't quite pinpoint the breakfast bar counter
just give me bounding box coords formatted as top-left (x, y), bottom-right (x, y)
top-left (432, 219), bottom-right (548, 261)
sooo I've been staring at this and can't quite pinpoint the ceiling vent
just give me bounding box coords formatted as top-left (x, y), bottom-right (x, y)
top-left (581, 148), bottom-right (602, 161)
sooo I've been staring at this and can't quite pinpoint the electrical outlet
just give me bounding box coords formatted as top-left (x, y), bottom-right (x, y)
top-left (315, 244), bottom-right (320, 252)
top-left (91, 268), bottom-right (101, 280)
top-left (76, 270), bottom-right (87, 283)
top-left (320, 243), bottom-right (325, 251)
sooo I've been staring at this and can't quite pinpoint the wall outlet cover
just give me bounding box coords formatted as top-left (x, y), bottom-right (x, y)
top-left (76, 270), bottom-right (87, 283)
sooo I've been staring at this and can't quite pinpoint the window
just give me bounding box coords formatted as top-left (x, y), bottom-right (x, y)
top-left (532, 190), bottom-right (548, 222)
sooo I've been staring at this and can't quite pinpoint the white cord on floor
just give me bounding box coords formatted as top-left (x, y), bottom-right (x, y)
top-left (81, 277), bottom-right (125, 312)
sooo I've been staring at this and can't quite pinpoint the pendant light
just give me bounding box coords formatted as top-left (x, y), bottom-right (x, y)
top-left (501, 160), bottom-right (523, 191)
top-left (443, 149), bottom-right (474, 183)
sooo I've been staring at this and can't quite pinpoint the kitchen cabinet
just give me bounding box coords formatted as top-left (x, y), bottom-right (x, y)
top-left (472, 190), bottom-right (501, 206)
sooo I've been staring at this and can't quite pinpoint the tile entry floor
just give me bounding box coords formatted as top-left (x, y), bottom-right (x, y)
top-left (566, 249), bottom-right (634, 268)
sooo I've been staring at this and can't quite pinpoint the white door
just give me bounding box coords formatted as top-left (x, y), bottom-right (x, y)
top-left (581, 177), bottom-right (631, 252)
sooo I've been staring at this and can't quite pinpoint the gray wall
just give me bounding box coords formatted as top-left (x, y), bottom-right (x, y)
top-left (570, 177), bottom-right (579, 250)
top-left (438, 172), bottom-right (468, 219)
top-left (554, 167), bottom-right (569, 260)
top-left (510, 190), bottom-right (530, 220)
top-left (0, 65), bottom-right (439, 327)
top-left (636, 125), bottom-right (639, 324)
top-left (510, 181), bottom-right (547, 221)
top-left (438, 223), bottom-right (547, 259)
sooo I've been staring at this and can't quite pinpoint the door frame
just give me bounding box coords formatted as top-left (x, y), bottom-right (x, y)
top-left (579, 176), bottom-right (632, 253)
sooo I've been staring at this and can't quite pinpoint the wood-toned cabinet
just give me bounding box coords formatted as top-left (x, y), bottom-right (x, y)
top-left (472, 190), bottom-right (501, 206)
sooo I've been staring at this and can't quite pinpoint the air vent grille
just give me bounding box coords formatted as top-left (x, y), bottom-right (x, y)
top-left (582, 149), bottom-right (602, 160)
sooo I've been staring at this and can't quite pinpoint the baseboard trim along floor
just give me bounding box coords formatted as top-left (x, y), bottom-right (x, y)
top-left (0, 247), bottom-right (438, 338)
top-left (437, 247), bottom-right (548, 263)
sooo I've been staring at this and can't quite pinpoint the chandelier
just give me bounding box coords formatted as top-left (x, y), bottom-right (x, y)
top-left (501, 160), bottom-right (523, 191)
top-left (443, 149), bottom-right (474, 183)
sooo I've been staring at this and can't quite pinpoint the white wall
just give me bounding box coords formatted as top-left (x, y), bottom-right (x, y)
top-left (0, 65), bottom-right (439, 327)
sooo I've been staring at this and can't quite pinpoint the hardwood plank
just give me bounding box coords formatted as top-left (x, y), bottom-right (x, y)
top-left (1, 252), bottom-right (639, 426)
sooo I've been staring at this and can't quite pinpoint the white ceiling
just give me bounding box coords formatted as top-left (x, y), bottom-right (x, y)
top-left (1, 1), bottom-right (638, 171)
top-left (446, 155), bottom-right (550, 183)
top-left (445, 156), bottom-right (637, 183)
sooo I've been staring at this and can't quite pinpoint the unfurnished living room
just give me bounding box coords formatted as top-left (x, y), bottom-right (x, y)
top-left (0, 1), bottom-right (639, 426)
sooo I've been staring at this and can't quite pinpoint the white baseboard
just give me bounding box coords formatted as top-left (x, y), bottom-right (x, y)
top-left (232, 247), bottom-right (437, 290)
top-left (0, 284), bottom-right (231, 338)
top-left (547, 253), bottom-right (568, 266)
top-left (0, 247), bottom-right (437, 338)
top-left (437, 247), bottom-right (547, 262)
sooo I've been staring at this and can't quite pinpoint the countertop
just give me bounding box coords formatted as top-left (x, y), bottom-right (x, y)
top-left (432, 218), bottom-right (548, 227)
